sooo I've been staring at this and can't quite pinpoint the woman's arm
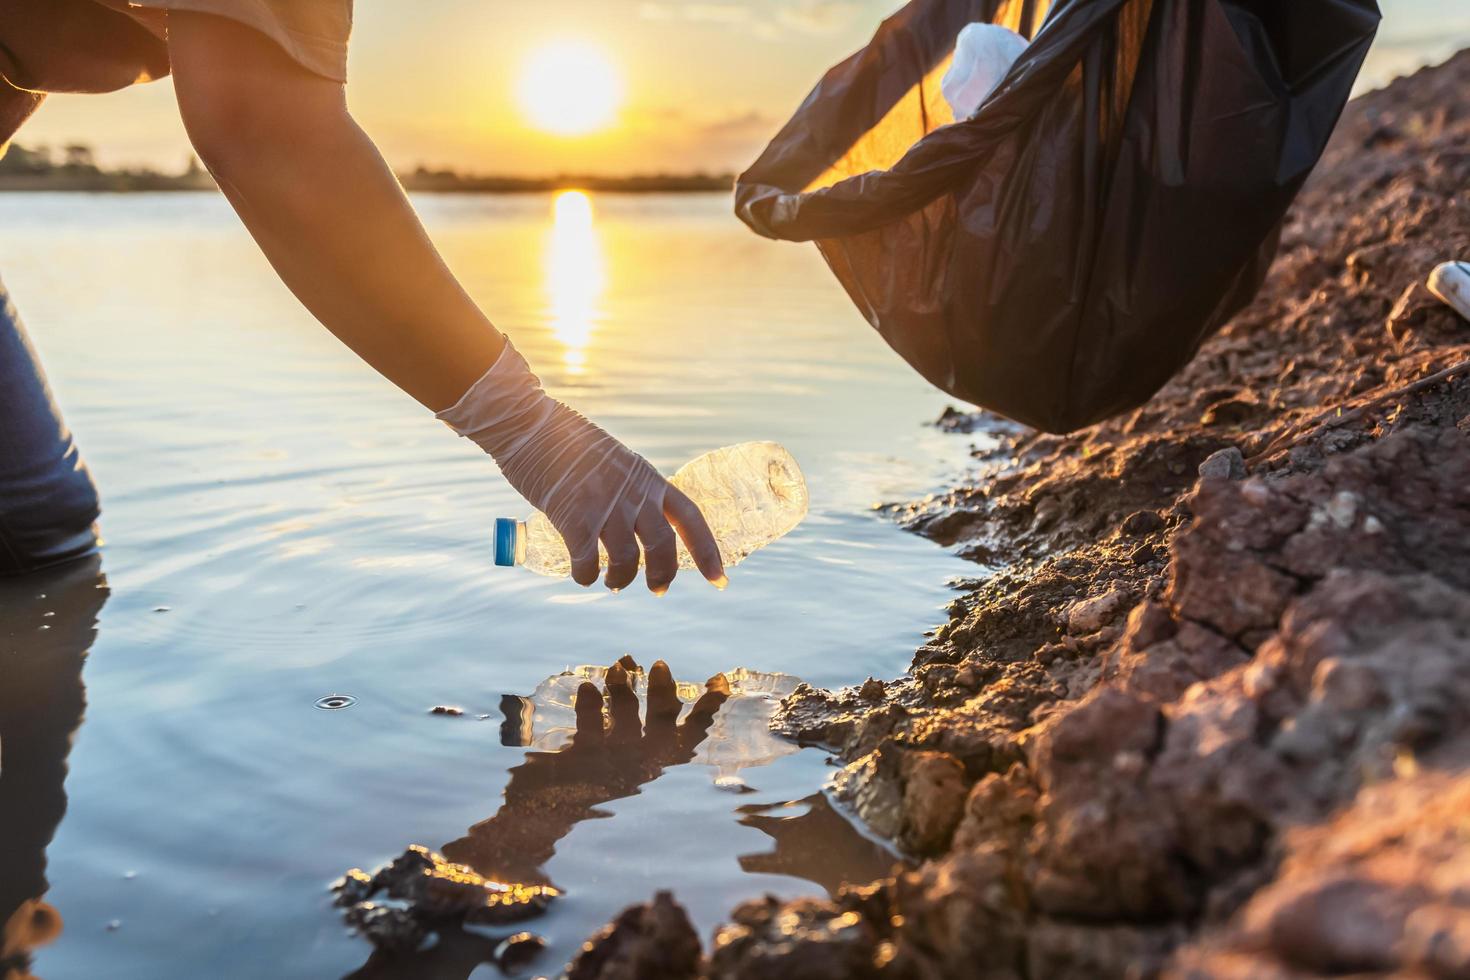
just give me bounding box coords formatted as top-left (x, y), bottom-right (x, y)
top-left (167, 12), bottom-right (500, 410)
top-left (166, 13), bottom-right (725, 593)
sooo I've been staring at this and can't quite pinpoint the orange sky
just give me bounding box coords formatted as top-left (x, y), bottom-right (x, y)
top-left (14, 0), bottom-right (1470, 176)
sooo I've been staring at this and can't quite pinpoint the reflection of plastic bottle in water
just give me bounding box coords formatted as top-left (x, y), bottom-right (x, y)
top-left (494, 442), bottom-right (808, 578)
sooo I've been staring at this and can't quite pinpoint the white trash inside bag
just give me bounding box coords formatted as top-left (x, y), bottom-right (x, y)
top-left (941, 22), bottom-right (1030, 121)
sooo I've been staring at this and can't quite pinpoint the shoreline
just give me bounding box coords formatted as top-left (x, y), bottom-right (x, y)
top-left (0, 173), bottom-right (734, 195)
top-left (557, 49), bottom-right (1470, 978)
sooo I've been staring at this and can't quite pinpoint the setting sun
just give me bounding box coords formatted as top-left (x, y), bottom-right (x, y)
top-left (516, 39), bottom-right (625, 137)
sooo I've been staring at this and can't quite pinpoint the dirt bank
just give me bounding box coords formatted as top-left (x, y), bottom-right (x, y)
top-left (577, 50), bottom-right (1470, 978)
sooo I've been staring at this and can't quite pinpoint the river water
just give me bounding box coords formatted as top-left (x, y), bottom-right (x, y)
top-left (0, 191), bottom-right (980, 978)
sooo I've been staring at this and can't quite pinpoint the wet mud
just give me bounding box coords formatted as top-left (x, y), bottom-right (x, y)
top-left (332, 845), bottom-right (560, 955)
top-left (567, 50), bottom-right (1470, 979)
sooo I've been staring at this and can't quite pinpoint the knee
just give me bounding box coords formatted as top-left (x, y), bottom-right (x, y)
top-left (49, 451), bottom-right (101, 532)
top-left (0, 457), bottom-right (100, 576)
top-left (0, 288), bottom-right (101, 576)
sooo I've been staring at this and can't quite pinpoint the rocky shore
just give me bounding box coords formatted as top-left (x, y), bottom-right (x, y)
top-left (565, 48), bottom-right (1470, 980)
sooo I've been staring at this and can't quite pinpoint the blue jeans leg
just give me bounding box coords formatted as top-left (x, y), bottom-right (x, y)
top-left (0, 274), bottom-right (100, 575)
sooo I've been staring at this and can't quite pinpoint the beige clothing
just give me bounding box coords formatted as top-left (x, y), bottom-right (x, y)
top-left (98, 0), bottom-right (352, 83)
top-left (0, 0), bottom-right (349, 149)
top-left (0, 0), bottom-right (351, 147)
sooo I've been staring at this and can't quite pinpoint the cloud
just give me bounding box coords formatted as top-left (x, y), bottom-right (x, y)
top-left (634, 106), bottom-right (779, 138)
top-left (696, 108), bottom-right (781, 137)
top-left (638, 0), bottom-right (867, 36)
top-left (638, 2), bottom-right (750, 25)
top-left (622, 105), bottom-right (780, 171)
top-left (775, 0), bottom-right (863, 34)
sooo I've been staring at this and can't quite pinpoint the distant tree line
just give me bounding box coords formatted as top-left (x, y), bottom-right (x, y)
top-left (400, 165), bottom-right (734, 194)
top-left (0, 142), bottom-right (98, 172)
top-left (0, 142), bottom-right (735, 194)
top-left (0, 142), bottom-right (214, 190)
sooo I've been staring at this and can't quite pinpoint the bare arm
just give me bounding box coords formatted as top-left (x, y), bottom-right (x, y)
top-left (165, 14), bottom-right (725, 593)
top-left (167, 12), bottom-right (502, 411)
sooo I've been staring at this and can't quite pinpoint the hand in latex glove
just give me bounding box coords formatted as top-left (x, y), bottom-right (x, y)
top-left (436, 340), bottom-right (726, 592)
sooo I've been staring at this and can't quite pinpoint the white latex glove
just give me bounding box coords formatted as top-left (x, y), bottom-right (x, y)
top-left (436, 340), bottom-right (726, 593)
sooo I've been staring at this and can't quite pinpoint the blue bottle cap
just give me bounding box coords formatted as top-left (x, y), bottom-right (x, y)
top-left (494, 518), bottom-right (518, 567)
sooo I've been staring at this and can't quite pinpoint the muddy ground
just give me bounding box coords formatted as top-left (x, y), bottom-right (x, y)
top-left (567, 51), bottom-right (1470, 979)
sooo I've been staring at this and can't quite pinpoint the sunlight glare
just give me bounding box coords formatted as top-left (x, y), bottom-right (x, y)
top-left (517, 40), bottom-right (625, 137)
top-left (545, 190), bottom-right (605, 373)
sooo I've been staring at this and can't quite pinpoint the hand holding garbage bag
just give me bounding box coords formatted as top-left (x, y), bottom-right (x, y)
top-left (437, 341), bottom-right (726, 593)
top-left (737, 0), bottom-right (1382, 433)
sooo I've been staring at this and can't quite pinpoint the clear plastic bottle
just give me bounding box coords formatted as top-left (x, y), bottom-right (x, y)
top-left (495, 442), bottom-right (807, 578)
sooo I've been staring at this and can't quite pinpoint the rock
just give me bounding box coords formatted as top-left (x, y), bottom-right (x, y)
top-left (898, 751), bottom-right (968, 854)
top-left (858, 677), bottom-right (887, 702)
top-left (1025, 688), bottom-right (1186, 920)
top-left (713, 775), bottom-right (754, 793)
top-left (1311, 657), bottom-right (1385, 712)
top-left (1170, 773), bottom-right (1470, 977)
top-left (770, 683), bottom-right (869, 750)
top-left (905, 503), bottom-right (985, 545)
top-left (429, 705), bottom-right (464, 716)
top-left (883, 848), bottom-right (1031, 976)
top-left (1029, 920), bottom-right (1184, 979)
top-left (494, 931), bottom-right (546, 973)
top-left (1121, 510), bottom-right (1165, 536)
top-left (342, 903), bottom-right (426, 953)
top-left (834, 746), bottom-right (905, 842)
top-left (1321, 490), bottom-right (1358, 529)
top-left (375, 845), bottom-right (559, 925)
top-left (933, 404), bottom-right (987, 433)
top-left (331, 868), bottom-right (374, 906)
top-left (1032, 494), bottom-right (1065, 530)
top-left (331, 846), bottom-right (559, 953)
top-left (1121, 601), bottom-right (1178, 651)
top-left (1130, 542), bottom-right (1158, 566)
top-left (565, 891), bottom-right (702, 980)
top-left (1067, 587), bottom-right (1129, 635)
top-left (1197, 447), bottom-right (1246, 482)
top-left (708, 895), bottom-right (881, 980)
top-left (1170, 490), bottom-right (1300, 639)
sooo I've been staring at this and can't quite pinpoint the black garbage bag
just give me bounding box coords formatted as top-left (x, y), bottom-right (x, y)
top-left (736, 0), bottom-right (1380, 433)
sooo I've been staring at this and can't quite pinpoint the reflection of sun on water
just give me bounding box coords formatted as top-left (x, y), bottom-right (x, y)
top-left (545, 190), bottom-right (604, 373)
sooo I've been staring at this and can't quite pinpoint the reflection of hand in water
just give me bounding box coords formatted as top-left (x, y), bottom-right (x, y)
top-left (343, 659), bottom-right (728, 980)
top-left (0, 558), bottom-right (108, 980)
top-left (440, 657), bottom-right (730, 887)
